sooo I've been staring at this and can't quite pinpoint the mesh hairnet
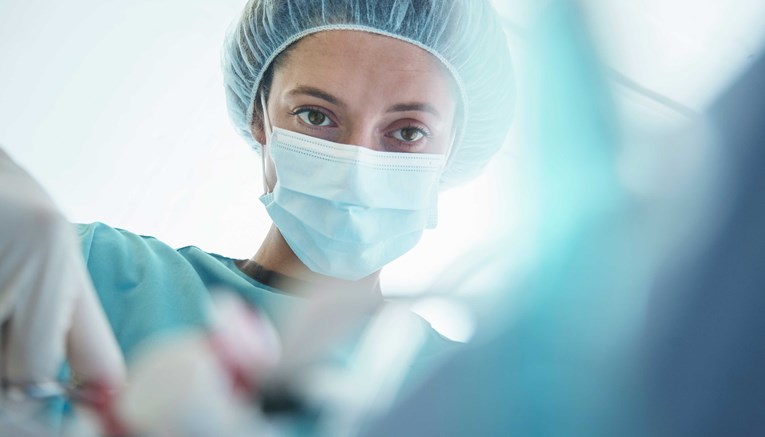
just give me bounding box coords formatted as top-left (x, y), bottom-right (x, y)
top-left (222, 0), bottom-right (514, 188)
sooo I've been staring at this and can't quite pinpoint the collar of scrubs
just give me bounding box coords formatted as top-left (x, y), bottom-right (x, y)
top-left (235, 260), bottom-right (383, 298)
top-left (236, 259), bottom-right (312, 293)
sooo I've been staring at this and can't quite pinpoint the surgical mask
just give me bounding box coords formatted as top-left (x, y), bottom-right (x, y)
top-left (257, 97), bottom-right (445, 281)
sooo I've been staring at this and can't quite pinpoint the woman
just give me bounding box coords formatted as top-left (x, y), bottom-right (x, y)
top-left (80, 0), bottom-right (513, 355)
top-left (1, 0), bottom-right (513, 414)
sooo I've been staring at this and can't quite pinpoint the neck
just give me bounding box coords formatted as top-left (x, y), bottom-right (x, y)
top-left (242, 224), bottom-right (382, 294)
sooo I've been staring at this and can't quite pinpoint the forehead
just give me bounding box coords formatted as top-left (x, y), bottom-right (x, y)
top-left (271, 30), bottom-right (457, 114)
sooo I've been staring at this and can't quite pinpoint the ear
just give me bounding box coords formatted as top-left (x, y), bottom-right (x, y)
top-left (251, 111), bottom-right (267, 146)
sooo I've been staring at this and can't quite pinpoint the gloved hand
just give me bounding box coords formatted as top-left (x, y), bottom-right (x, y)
top-left (0, 148), bottom-right (125, 403)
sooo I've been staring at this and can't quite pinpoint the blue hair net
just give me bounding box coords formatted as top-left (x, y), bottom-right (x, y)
top-left (222, 0), bottom-right (514, 188)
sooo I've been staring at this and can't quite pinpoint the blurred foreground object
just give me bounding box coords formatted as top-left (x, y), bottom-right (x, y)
top-left (643, 47), bottom-right (765, 437)
top-left (0, 147), bottom-right (125, 433)
top-left (360, 0), bottom-right (765, 435)
top-left (57, 288), bottom-right (435, 436)
top-left (111, 292), bottom-right (280, 437)
top-left (362, 1), bottom-right (645, 434)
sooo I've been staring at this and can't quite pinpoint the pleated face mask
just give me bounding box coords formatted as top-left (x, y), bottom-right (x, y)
top-left (258, 109), bottom-right (445, 281)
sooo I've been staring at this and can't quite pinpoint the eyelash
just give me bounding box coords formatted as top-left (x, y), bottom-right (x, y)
top-left (388, 125), bottom-right (432, 149)
top-left (289, 107), bottom-right (336, 129)
top-left (288, 107), bottom-right (432, 150)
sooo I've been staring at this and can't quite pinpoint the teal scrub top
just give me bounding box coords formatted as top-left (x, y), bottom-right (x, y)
top-left (76, 221), bottom-right (454, 373)
top-left (77, 222), bottom-right (305, 359)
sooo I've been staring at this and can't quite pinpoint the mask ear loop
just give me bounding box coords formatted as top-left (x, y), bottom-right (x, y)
top-left (260, 92), bottom-right (274, 195)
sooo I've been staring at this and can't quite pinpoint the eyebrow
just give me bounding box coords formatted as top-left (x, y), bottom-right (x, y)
top-left (287, 85), bottom-right (346, 108)
top-left (287, 85), bottom-right (442, 120)
top-left (386, 102), bottom-right (441, 119)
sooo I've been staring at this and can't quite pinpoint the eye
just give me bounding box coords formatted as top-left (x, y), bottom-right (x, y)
top-left (294, 108), bottom-right (332, 127)
top-left (392, 126), bottom-right (427, 143)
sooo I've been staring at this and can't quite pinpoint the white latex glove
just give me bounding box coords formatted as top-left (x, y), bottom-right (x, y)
top-left (0, 148), bottom-right (125, 401)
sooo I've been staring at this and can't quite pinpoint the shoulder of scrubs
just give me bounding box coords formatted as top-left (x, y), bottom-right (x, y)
top-left (76, 222), bottom-right (297, 358)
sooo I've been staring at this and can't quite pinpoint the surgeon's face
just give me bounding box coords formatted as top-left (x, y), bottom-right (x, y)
top-left (253, 30), bottom-right (458, 189)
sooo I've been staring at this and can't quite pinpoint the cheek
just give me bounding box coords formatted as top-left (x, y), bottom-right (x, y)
top-left (441, 105), bottom-right (460, 154)
top-left (433, 136), bottom-right (453, 155)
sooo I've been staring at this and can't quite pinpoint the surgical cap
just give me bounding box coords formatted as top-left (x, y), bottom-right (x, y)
top-left (222, 0), bottom-right (514, 188)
